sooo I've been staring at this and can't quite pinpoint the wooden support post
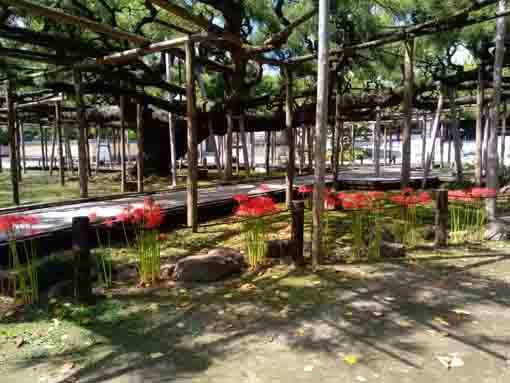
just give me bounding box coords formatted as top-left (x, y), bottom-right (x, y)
top-left (239, 116), bottom-right (250, 175)
top-left (401, 38), bottom-right (414, 187)
top-left (290, 200), bottom-right (305, 266)
top-left (333, 78), bottom-right (343, 182)
top-left (448, 87), bottom-right (464, 183)
top-left (15, 119), bottom-right (22, 180)
top-left (95, 122), bottom-right (101, 171)
top-left (299, 127), bottom-right (305, 174)
top-left (120, 93), bottom-right (127, 193)
top-left (265, 131), bottom-right (270, 174)
top-left (185, 41), bottom-right (198, 232)
top-left (383, 126), bottom-right (388, 165)
top-left (208, 118), bottom-right (222, 175)
top-left (389, 128), bottom-right (393, 164)
top-left (66, 132), bottom-right (74, 173)
top-left (482, 109), bottom-right (490, 176)
top-left (72, 216), bottom-right (93, 304)
top-left (285, 67), bottom-right (294, 207)
top-left (49, 123), bottom-right (57, 174)
top-left (19, 119), bottom-right (26, 173)
top-left (421, 113), bottom-right (427, 169)
top-left (374, 107), bottom-right (381, 177)
top-left (307, 125), bottom-right (313, 169)
top-left (312, 0), bottom-right (329, 269)
top-left (250, 131), bottom-right (256, 170)
top-left (6, 80), bottom-right (19, 205)
top-left (136, 103), bottom-right (144, 193)
top-left (165, 52), bottom-right (178, 187)
top-left (225, 112), bottom-right (233, 180)
top-left (435, 190), bottom-right (448, 248)
top-left (501, 101), bottom-right (507, 166)
top-left (475, 65), bottom-right (485, 185)
top-left (351, 123), bottom-right (355, 164)
top-left (72, 68), bottom-right (89, 198)
top-left (440, 122), bottom-right (445, 168)
top-left (39, 120), bottom-right (46, 170)
top-left (56, 102), bottom-right (65, 186)
top-left (0, 135), bottom-right (2, 173)
top-left (423, 90), bottom-right (444, 188)
top-left (235, 131), bottom-right (240, 175)
top-left (86, 125), bottom-right (92, 176)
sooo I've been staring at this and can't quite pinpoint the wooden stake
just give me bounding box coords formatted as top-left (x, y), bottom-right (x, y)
top-left (15, 118), bottom-right (22, 180)
top-left (39, 120), bottom-right (46, 170)
top-left (137, 103), bottom-right (144, 192)
top-left (435, 190), bottom-right (448, 248)
top-left (290, 200), bottom-right (305, 266)
top-left (72, 216), bottom-right (93, 304)
top-left (401, 38), bottom-right (414, 187)
top-left (421, 113), bottom-right (427, 169)
top-left (312, 0), bottom-right (329, 269)
top-left (285, 67), bottom-right (294, 207)
top-left (95, 122), bottom-right (102, 171)
top-left (185, 41), bottom-right (198, 231)
top-left (56, 102), bottom-right (65, 186)
top-left (265, 131), bottom-right (270, 174)
top-left (49, 122), bottom-right (57, 174)
top-left (6, 80), bottom-right (19, 205)
top-left (307, 125), bottom-right (313, 169)
top-left (19, 119), bottom-right (26, 173)
top-left (250, 131), bottom-right (255, 170)
top-left (72, 68), bottom-right (89, 198)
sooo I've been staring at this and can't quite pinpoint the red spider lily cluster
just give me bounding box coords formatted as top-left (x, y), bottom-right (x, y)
top-left (234, 195), bottom-right (279, 217)
top-left (448, 187), bottom-right (497, 202)
top-left (256, 184), bottom-right (271, 192)
top-left (298, 185), bottom-right (313, 195)
top-left (0, 214), bottom-right (40, 236)
top-left (88, 197), bottom-right (164, 230)
top-left (388, 188), bottom-right (432, 207)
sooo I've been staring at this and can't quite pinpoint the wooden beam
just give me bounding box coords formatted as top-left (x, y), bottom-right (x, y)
top-left (185, 40), bottom-right (198, 232)
top-left (98, 35), bottom-right (190, 65)
top-left (9, 0), bottom-right (150, 45)
top-left (72, 68), bottom-right (89, 198)
top-left (148, 0), bottom-right (211, 31)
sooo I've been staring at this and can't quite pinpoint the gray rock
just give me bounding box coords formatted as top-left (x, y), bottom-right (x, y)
top-left (485, 220), bottom-right (510, 241)
top-left (380, 241), bottom-right (406, 258)
top-left (172, 248), bottom-right (245, 282)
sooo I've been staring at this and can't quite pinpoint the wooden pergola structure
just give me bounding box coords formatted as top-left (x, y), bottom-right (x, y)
top-left (0, 0), bottom-right (509, 258)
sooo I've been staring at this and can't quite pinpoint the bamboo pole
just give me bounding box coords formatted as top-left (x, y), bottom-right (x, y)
top-left (72, 68), bottom-right (88, 198)
top-left (6, 80), bottom-right (19, 205)
top-left (185, 40), bottom-right (198, 232)
top-left (312, 0), bottom-right (329, 269)
top-left (284, 67), bottom-right (295, 206)
top-left (137, 103), bottom-right (144, 193)
top-left (55, 102), bottom-right (65, 186)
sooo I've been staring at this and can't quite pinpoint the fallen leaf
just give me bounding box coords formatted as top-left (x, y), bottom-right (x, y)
top-left (303, 365), bottom-right (314, 372)
top-left (344, 355), bottom-right (358, 365)
top-left (223, 293), bottom-right (233, 299)
top-left (150, 352), bottom-right (164, 359)
top-left (437, 354), bottom-right (464, 369)
top-left (60, 361), bottom-right (75, 374)
top-left (313, 281), bottom-right (321, 286)
top-left (356, 376), bottom-right (367, 382)
top-left (372, 311), bottom-right (384, 318)
top-left (451, 309), bottom-right (471, 316)
top-left (149, 303), bottom-right (159, 311)
top-left (295, 328), bottom-right (305, 337)
top-left (239, 283), bottom-right (256, 292)
top-left (397, 319), bottom-right (413, 328)
top-left (433, 316), bottom-right (450, 327)
top-left (16, 337), bottom-right (25, 348)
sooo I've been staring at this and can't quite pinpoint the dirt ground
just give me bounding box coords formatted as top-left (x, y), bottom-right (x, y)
top-left (2, 241), bottom-right (510, 383)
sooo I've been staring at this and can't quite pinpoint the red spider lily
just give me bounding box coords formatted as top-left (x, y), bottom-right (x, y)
top-left (0, 214), bottom-right (39, 234)
top-left (130, 207), bottom-right (145, 224)
top-left (448, 190), bottom-right (471, 202)
top-left (257, 184), bottom-right (271, 192)
top-left (336, 192), bottom-right (347, 201)
top-left (298, 185), bottom-right (313, 195)
top-left (144, 196), bottom-right (155, 207)
top-left (233, 194), bottom-right (250, 204)
top-left (401, 186), bottom-right (414, 195)
top-left (340, 193), bottom-right (370, 209)
top-left (103, 218), bottom-right (115, 228)
top-left (367, 191), bottom-right (385, 200)
top-left (324, 194), bottom-right (337, 210)
top-left (470, 187), bottom-right (497, 198)
top-left (115, 208), bottom-right (130, 223)
top-left (88, 212), bottom-right (98, 222)
top-left (418, 191), bottom-right (432, 204)
top-left (235, 196), bottom-right (278, 217)
top-left (389, 195), bottom-right (406, 206)
top-left (145, 205), bottom-right (164, 229)
top-left (157, 233), bottom-right (167, 241)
